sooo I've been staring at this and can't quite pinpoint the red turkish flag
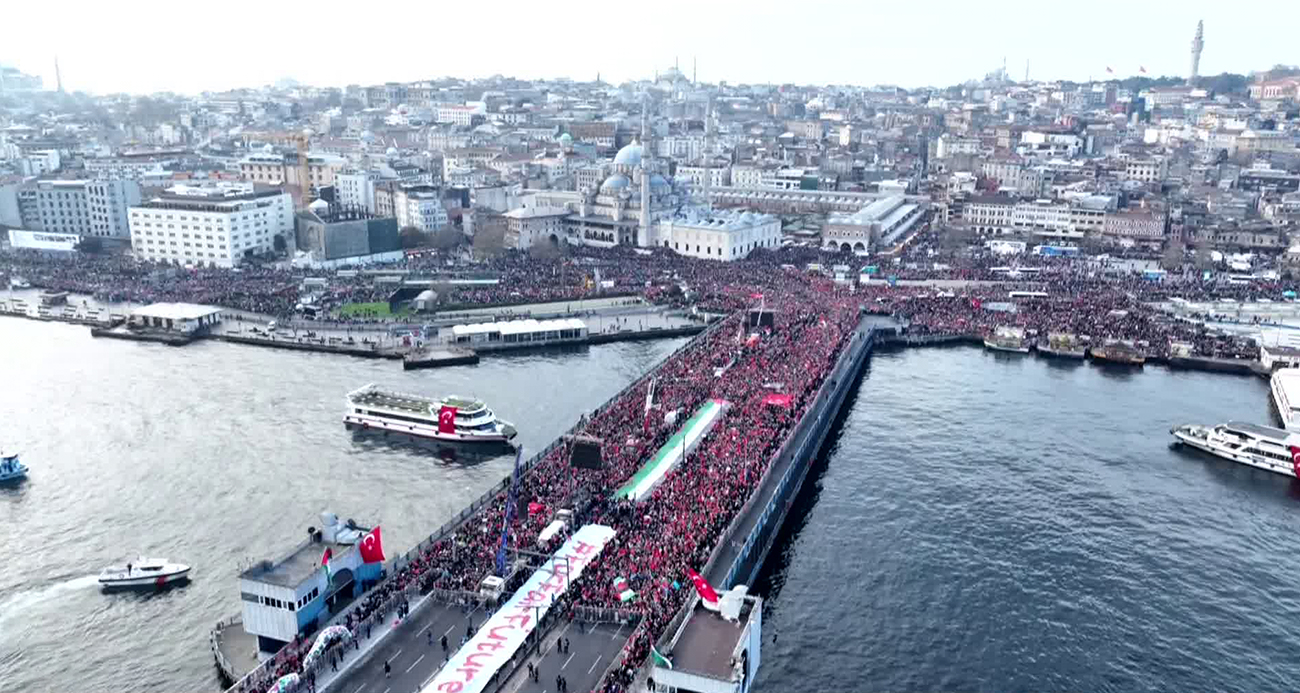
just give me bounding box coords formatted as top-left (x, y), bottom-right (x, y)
top-left (1288, 446), bottom-right (1300, 478)
top-left (359, 527), bottom-right (385, 564)
top-left (438, 405), bottom-right (457, 434)
top-left (687, 568), bottom-right (719, 605)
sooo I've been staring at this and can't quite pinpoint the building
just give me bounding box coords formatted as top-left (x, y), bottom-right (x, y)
top-left (21, 150), bottom-right (61, 176)
top-left (675, 164), bottom-right (731, 189)
top-left (296, 202), bottom-right (401, 264)
top-left (394, 185), bottom-right (448, 232)
top-left (336, 170), bottom-right (376, 214)
top-left (1123, 157), bottom-right (1168, 184)
top-left (129, 182), bottom-right (294, 267)
top-left (1101, 211), bottom-right (1165, 247)
top-left (822, 195), bottom-right (924, 251)
top-left (32, 179), bottom-right (140, 238)
top-left (962, 194), bottom-right (1016, 235)
top-left (503, 206), bottom-right (568, 250)
top-left (126, 303), bottom-right (223, 334)
top-left (86, 179), bottom-right (143, 238)
top-left (436, 104), bottom-right (485, 127)
top-left (84, 153), bottom-right (176, 179)
top-left (655, 209), bottom-right (782, 261)
top-left (238, 514), bottom-right (382, 653)
top-left (1248, 77), bottom-right (1300, 101)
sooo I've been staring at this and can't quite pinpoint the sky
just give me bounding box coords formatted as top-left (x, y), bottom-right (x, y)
top-left (3, 0), bottom-right (1299, 96)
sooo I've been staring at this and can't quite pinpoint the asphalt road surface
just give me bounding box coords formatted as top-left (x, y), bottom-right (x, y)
top-left (330, 601), bottom-right (484, 693)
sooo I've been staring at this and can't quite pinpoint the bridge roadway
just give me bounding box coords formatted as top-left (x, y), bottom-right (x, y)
top-left (323, 314), bottom-right (892, 693)
top-left (326, 598), bottom-right (632, 693)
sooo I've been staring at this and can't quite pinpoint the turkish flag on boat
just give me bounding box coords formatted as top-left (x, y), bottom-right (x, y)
top-left (1287, 446), bottom-right (1300, 478)
top-left (359, 526), bottom-right (386, 564)
top-left (438, 405), bottom-right (457, 434)
top-left (687, 568), bottom-right (720, 608)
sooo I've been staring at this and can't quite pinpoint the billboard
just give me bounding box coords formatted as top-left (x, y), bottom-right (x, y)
top-left (7, 229), bottom-right (80, 252)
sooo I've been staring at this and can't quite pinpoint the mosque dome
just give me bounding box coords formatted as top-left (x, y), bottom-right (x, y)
top-left (308, 199), bottom-right (329, 213)
top-left (385, 146), bottom-right (399, 158)
top-left (558, 133), bottom-right (573, 147)
top-left (262, 143), bottom-right (275, 153)
top-left (600, 174), bottom-right (631, 193)
top-left (613, 141), bottom-right (643, 167)
top-left (649, 173), bottom-right (669, 190)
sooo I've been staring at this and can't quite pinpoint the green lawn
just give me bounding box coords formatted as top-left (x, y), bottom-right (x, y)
top-left (337, 301), bottom-right (409, 317)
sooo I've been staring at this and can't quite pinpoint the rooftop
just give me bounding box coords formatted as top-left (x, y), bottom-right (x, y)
top-left (670, 601), bottom-right (754, 680)
top-left (240, 536), bottom-right (355, 588)
top-left (450, 317), bottom-right (586, 337)
top-left (129, 302), bottom-right (222, 321)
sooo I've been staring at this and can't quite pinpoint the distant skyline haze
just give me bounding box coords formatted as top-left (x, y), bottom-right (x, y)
top-left (4, 0), bottom-right (1300, 94)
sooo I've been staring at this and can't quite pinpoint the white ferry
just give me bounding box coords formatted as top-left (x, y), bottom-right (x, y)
top-left (344, 383), bottom-right (517, 444)
top-left (1170, 421), bottom-right (1300, 477)
top-left (98, 557), bottom-right (191, 590)
top-left (1269, 368), bottom-right (1300, 432)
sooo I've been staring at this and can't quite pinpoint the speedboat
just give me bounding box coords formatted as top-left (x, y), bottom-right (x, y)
top-left (98, 557), bottom-right (191, 590)
top-left (0, 452), bottom-right (27, 483)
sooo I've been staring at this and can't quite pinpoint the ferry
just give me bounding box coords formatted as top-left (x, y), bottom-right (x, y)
top-left (98, 557), bottom-right (191, 590)
top-left (0, 452), bottom-right (28, 483)
top-left (1038, 333), bottom-right (1087, 359)
top-left (1089, 339), bottom-right (1146, 366)
top-left (344, 383), bottom-right (517, 443)
top-left (983, 326), bottom-right (1031, 354)
top-left (1269, 368), bottom-right (1300, 432)
top-left (1170, 421), bottom-right (1300, 477)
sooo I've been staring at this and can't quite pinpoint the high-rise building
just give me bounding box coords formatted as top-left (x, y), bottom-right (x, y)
top-left (129, 182), bottom-right (293, 267)
top-left (1189, 20), bottom-right (1204, 85)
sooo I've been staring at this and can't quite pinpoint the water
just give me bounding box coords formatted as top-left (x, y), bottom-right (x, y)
top-left (755, 346), bottom-right (1300, 693)
top-left (0, 318), bottom-right (685, 693)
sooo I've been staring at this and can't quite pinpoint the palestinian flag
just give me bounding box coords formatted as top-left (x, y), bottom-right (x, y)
top-left (651, 646), bottom-right (673, 669)
top-left (321, 548), bottom-right (333, 584)
top-left (613, 576), bottom-right (636, 602)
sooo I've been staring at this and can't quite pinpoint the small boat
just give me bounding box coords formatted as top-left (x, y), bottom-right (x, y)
top-left (1089, 339), bottom-right (1146, 366)
top-left (1037, 333), bottom-right (1087, 359)
top-left (983, 326), bottom-right (1031, 354)
top-left (0, 452), bottom-right (28, 483)
top-left (98, 557), bottom-right (191, 590)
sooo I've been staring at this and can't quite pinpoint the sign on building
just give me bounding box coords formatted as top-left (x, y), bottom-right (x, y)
top-left (7, 229), bottom-right (80, 252)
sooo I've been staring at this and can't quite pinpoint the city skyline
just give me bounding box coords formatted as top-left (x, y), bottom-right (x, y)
top-left (4, 0), bottom-right (1300, 96)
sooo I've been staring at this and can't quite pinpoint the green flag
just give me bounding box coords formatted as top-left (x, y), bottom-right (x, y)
top-left (651, 645), bottom-right (672, 669)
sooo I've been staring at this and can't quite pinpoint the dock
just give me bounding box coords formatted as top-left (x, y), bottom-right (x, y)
top-left (402, 346), bottom-right (480, 370)
top-left (215, 334), bottom-right (401, 359)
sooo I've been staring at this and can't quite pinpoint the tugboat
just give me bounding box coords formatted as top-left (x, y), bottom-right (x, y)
top-left (0, 452), bottom-right (28, 483)
top-left (98, 557), bottom-right (191, 590)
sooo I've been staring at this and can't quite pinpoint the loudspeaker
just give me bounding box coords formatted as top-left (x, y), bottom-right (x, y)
top-left (567, 435), bottom-right (604, 469)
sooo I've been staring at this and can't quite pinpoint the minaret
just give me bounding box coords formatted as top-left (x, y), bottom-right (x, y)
top-left (55, 56), bottom-right (63, 93)
top-left (701, 96), bottom-right (712, 210)
top-left (638, 97), bottom-right (651, 247)
top-left (693, 57), bottom-right (697, 86)
top-left (1189, 20), bottom-right (1204, 86)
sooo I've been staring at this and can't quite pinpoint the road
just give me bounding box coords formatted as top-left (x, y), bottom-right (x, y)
top-left (329, 601), bottom-right (484, 693)
top-left (500, 622), bottom-right (632, 693)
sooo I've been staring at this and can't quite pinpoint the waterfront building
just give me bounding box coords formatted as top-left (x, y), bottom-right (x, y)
top-left (128, 182), bottom-right (293, 267)
top-left (393, 185), bottom-right (448, 232)
top-left (126, 303), bottom-right (223, 334)
top-left (296, 202), bottom-right (401, 265)
top-left (503, 206), bottom-right (568, 249)
top-left (655, 209), bottom-right (781, 260)
top-left (822, 195), bottom-right (923, 252)
top-left (33, 179), bottom-right (142, 238)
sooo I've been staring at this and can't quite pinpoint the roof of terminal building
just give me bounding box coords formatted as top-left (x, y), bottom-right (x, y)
top-left (451, 317), bottom-right (586, 338)
top-left (129, 302), bottom-right (222, 320)
top-left (669, 601), bottom-right (755, 680)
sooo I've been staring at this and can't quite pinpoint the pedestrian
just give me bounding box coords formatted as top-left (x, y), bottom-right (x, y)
top-left (385, 660), bottom-right (391, 678)
top-left (441, 634), bottom-right (448, 651)
top-left (428, 630), bottom-right (433, 647)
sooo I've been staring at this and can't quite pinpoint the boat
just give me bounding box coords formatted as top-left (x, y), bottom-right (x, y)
top-left (98, 557), bottom-right (191, 590)
top-left (38, 291), bottom-right (69, 307)
top-left (983, 326), bottom-right (1031, 354)
top-left (1037, 332), bottom-right (1087, 359)
top-left (0, 452), bottom-right (28, 483)
top-left (1171, 421), bottom-right (1300, 477)
top-left (9, 277), bottom-right (31, 289)
top-left (1270, 368), bottom-right (1300, 432)
top-left (1089, 339), bottom-right (1146, 366)
top-left (344, 383), bottom-right (517, 443)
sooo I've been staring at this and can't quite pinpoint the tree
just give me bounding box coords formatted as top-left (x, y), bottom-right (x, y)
top-left (1161, 240), bottom-right (1185, 271)
top-left (472, 222), bottom-right (507, 258)
top-left (399, 226), bottom-right (431, 249)
top-left (273, 234), bottom-right (287, 253)
top-left (75, 236), bottom-right (104, 254)
top-left (529, 240), bottom-right (562, 260)
top-left (430, 228), bottom-right (464, 251)
top-left (1194, 242), bottom-right (1214, 271)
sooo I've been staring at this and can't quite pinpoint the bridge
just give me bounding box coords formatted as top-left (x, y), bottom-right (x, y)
top-left (221, 312), bottom-right (899, 693)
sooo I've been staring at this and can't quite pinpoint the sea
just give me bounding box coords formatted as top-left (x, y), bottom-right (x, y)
top-left (3, 318), bottom-right (1299, 693)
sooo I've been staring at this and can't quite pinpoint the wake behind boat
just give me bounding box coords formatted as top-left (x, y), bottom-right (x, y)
top-left (98, 557), bottom-right (191, 590)
top-left (344, 383), bottom-right (517, 444)
top-left (1170, 421), bottom-right (1300, 477)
